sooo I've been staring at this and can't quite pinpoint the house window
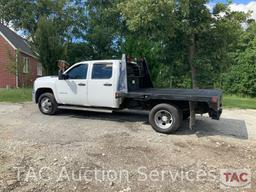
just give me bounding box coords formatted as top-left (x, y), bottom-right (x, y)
top-left (23, 57), bottom-right (29, 73)
top-left (37, 63), bottom-right (43, 76)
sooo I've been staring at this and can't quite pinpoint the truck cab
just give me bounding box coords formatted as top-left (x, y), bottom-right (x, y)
top-left (57, 60), bottom-right (121, 108)
top-left (34, 60), bottom-right (125, 108)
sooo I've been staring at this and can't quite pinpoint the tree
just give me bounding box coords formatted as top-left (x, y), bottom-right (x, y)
top-left (222, 21), bottom-right (256, 97)
top-left (33, 17), bottom-right (65, 75)
top-left (1, 0), bottom-right (254, 96)
top-left (0, 0), bottom-right (87, 75)
top-left (118, 0), bottom-right (211, 88)
top-left (117, 0), bottom-right (247, 89)
top-left (66, 42), bottom-right (94, 64)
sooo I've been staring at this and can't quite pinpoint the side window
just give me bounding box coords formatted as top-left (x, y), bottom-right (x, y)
top-left (92, 63), bottom-right (113, 79)
top-left (67, 64), bottom-right (88, 79)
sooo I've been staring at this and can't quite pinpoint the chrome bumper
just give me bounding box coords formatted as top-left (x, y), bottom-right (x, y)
top-left (32, 90), bottom-right (36, 103)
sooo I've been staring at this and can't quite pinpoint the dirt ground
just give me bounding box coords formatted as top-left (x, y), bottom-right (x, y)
top-left (0, 102), bottom-right (255, 192)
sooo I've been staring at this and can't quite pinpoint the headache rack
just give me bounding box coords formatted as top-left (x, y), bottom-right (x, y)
top-left (126, 58), bottom-right (153, 91)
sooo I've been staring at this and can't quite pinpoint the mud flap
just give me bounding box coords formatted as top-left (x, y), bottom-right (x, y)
top-left (189, 101), bottom-right (196, 130)
top-left (209, 108), bottom-right (222, 120)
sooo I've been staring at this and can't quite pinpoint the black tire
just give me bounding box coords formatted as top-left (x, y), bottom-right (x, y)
top-left (149, 103), bottom-right (182, 134)
top-left (38, 93), bottom-right (58, 115)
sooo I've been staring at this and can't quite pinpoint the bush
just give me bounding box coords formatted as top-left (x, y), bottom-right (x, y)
top-left (222, 63), bottom-right (256, 97)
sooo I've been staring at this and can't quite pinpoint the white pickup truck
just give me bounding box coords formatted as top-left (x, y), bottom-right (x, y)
top-left (33, 55), bottom-right (223, 133)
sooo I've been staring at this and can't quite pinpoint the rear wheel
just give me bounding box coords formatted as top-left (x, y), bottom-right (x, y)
top-left (149, 103), bottom-right (182, 134)
top-left (38, 93), bottom-right (58, 115)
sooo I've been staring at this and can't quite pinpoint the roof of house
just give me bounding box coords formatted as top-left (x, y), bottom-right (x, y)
top-left (0, 23), bottom-right (34, 56)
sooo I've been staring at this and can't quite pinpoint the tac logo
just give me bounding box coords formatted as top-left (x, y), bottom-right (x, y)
top-left (220, 169), bottom-right (251, 189)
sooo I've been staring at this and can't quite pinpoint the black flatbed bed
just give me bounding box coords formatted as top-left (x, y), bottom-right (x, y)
top-left (123, 88), bottom-right (222, 103)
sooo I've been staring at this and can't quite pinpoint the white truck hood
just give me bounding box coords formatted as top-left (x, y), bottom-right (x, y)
top-left (35, 76), bottom-right (58, 83)
top-left (34, 76), bottom-right (58, 89)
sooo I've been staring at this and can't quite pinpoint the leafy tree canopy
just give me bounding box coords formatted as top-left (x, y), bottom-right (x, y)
top-left (0, 0), bottom-right (255, 96)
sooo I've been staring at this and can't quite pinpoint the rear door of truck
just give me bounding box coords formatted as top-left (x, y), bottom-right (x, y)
top-left (87, 61), bottom-right (117, 108)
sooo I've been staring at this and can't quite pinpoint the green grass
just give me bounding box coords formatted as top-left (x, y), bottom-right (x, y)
top-left (0, 88), bottom-right (32, 103)
top-left (223, 95), bottom-right (256, 109)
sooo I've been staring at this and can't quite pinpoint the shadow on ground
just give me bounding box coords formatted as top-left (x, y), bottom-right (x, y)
top-left (57, 109), bottom-right (248, 140)
top-left (178, 117), bottom-right (248, 139)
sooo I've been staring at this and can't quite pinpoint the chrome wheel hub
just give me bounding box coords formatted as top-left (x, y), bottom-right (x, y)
top-left (41, 97), bottom-right (52, 113)
top-left (161, 116), bottom-right (168, 122)
top-left (154, 110), bottom-right (173, 129)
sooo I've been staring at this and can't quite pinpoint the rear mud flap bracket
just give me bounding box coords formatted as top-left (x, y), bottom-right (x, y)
top-left (189, 101), bottom-right (196, 130)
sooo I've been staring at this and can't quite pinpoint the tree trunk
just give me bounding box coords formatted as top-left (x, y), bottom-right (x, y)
top-left (188, 36), bottom-right (197, 129)
top-left (188, 36), bottom-right (198, 89)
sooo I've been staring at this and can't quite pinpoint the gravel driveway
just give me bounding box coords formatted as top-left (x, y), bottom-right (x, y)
top-left (0, 103), bottom-right (255, 192)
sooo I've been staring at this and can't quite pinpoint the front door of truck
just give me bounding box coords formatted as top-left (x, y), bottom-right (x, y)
top-left (56, 63), bottom-right (88, 106)
top-left (88, 62), bottom-right (115, 107)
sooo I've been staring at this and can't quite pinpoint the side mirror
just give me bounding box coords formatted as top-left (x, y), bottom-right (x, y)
top-left (58, 71), bottom-right (68, 80)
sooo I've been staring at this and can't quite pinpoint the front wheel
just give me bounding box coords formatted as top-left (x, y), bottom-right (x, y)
top-left (149, 103), bottom-right (182, 134)
top-left (38, 93), bottom-right (58, 115)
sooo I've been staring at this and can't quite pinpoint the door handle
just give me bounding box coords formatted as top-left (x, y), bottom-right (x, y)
top-left (103, 83), bottom-right (112, 86)
top-left (78, 83), bottom-right (86, 86)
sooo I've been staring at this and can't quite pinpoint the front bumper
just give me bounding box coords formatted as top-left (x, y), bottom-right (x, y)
top-left (32, 90), bottom-right (36, 103)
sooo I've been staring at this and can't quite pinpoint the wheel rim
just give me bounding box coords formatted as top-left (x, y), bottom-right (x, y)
top-left (40, 97), bottom-right (52, 113)
top-left (154, 110), bottom-right (173, 129)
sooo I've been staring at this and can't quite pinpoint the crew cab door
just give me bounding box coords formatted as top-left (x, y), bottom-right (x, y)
top-left (56, 63), bottom-right (89, 106)
top-left (88, 62), bottom-right (115, 107)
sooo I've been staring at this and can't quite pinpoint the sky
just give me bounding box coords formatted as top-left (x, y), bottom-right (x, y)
top-left (209, 0), bottom-right (256, 19)
top-left (212, 0), bottom-right (252, 3)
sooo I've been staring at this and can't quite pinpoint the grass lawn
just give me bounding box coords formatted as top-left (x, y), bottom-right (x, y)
top-left (0, 88), bottom-right (32, 103)
top-left (223, 95), bottom-right (256, 109)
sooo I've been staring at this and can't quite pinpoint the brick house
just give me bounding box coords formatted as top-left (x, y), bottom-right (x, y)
top-left (0, 23), bottom-right (42, 88)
